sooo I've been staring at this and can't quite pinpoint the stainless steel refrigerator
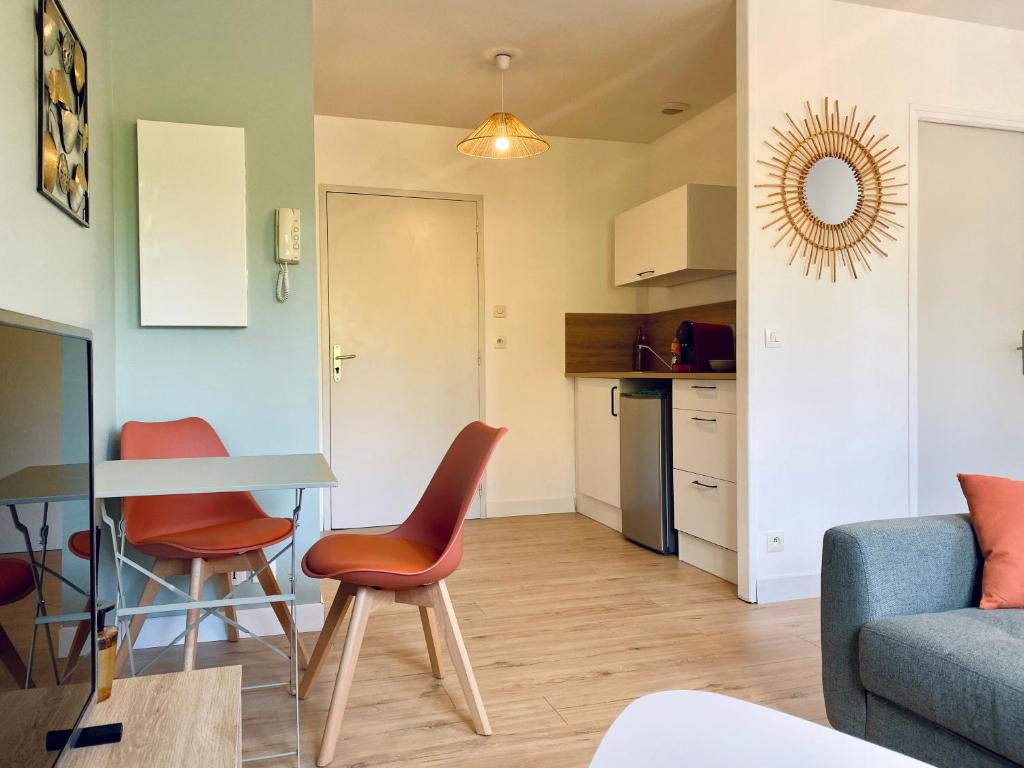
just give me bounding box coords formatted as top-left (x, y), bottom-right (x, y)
top-left (619, 391), bottom-right (676, 555)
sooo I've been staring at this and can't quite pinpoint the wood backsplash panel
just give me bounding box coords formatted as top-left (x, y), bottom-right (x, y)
top-left (645, 300), bottom-right (737, 359)
top-left (565, 301), bottom-right (736, 373)
top-left (565, 313), bottom-right (644, 373)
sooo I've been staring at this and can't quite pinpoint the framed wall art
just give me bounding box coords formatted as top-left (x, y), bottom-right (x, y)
top-left (38, 0), bottom-right (89, 226)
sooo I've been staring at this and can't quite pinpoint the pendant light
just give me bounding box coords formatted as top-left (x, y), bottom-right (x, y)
top-left (458, 53), bottom-right (549, 159)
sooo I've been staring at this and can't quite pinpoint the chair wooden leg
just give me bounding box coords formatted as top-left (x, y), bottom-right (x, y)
top-left (430, 580), bottom-right (491, 736)
top-left (419, 606), bottom-right (444, 679)
top-left (115, 559), bottom-right (181, 677)
top-left (216, 572), bottom-right (239, 643)
top-left (0, 623), bottom-right (32, 688)
top-left (317, 586), bottom-right (378, 767)
top-left (246, 550), bottom-right (310, 669)
top-left (63, 599), bottom-right (92, 679)
top-left (183, 558), bottom-right (206, 672)
top-left (299, 586), bottom-right (353, 700)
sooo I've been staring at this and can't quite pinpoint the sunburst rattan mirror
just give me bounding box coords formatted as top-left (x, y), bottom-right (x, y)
top-left (757, 98), bottom-right (906, 282)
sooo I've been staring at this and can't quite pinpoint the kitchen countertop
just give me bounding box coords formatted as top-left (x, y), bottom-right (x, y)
top-left (566, 371), bottom-right (736, 380)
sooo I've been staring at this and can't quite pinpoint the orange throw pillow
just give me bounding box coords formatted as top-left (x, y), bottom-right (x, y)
top-left (958, 473), bottom-right (1024, 609)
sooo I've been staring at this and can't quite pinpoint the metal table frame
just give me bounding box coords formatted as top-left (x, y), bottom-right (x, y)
top-left (0, 463), bottom-right (92, 689)
top-left (95, 453), bottom-right (337, 767)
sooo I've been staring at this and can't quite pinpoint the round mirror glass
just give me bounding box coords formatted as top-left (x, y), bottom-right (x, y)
top-left (803, 157), bottom-right (859, 225)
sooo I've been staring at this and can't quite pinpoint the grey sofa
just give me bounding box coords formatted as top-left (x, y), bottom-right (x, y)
top-left (821, 514), bottom-right (1024, 767)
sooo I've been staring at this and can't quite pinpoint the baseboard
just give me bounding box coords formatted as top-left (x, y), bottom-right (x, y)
top-left (58, 601), bottom-right (326, 655)
top-left (576, 494), bottom-right (622, 532)
top-left (756, 572), bottom-right (820, 603)
top-left (486, 496), bottom-right (574, 518)
top-left (677, 531), bottom-right (737, 584)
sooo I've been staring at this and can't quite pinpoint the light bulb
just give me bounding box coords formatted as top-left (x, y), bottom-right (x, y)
top-left (494, 136), bottom-right (510, 152)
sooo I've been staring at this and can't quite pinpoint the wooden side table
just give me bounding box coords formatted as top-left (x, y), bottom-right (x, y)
top-left (61, 667), bottom-right (242, 768)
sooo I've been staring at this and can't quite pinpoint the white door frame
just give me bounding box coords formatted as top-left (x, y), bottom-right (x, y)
top-left (316, 185), bottom-right (487, 530)
top-left (907, 105), bottom-right (1024, 517)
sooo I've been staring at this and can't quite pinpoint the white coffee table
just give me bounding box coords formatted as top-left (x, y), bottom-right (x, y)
top-left (590, 691), bottom-right (929, 767)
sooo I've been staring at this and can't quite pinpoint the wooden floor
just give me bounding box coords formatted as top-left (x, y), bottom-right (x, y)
top-left (136, 514), bottom-right (824, 767)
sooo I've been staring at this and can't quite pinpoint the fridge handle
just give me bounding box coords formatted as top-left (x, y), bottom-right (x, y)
top-left (610, 385), bottom-right (618, 417)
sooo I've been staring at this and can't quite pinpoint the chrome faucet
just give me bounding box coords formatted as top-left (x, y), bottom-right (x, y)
top-left (637, 344), bottom-right (673, 371)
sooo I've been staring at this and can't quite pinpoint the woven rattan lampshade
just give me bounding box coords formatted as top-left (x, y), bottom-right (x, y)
top-left (458, 53), bottom-right (549, 160)
top-left (458, 111), bottom-right (549, 159)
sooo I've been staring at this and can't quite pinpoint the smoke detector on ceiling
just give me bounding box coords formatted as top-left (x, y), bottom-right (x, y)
top-left (661, 101), bottom-right (691, 116)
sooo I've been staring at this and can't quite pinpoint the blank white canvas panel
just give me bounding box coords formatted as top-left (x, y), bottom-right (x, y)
top-left (137, 120), bottom-right (248, 326)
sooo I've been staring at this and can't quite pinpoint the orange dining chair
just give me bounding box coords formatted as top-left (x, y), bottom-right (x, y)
top-left (299, 421), bottom-right (507, 767)
top-left (0, 557), bottom-right (36, 687)
top-left (116, 417), bottom-right (307, 674)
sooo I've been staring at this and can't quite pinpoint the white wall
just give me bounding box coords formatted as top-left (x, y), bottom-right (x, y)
top-left (640, 95), bottom-right (738, 314)
top-left (741, 0), bottom-right (1024, 601)
top-left (315, 116), bottom-right (649, 516)
top-left (0, 0), bottom-right (115, 445)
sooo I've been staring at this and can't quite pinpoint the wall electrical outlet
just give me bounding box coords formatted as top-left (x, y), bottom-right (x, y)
top-left (493, 305), bottom-right (507, 318)
top-left (494, 335), bottom-right (508, 349)
top-left (766, 530), bottom-right (785, 553)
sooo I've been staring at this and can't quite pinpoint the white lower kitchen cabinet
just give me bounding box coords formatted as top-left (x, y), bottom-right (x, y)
top-left (673, 470), bottom-right (737, 550)
top-left (575, 377), bottom-right (622, 531)
top-left (672, 409), bottom-right (737, 483)
top-left (671, 382), bottom-right (738, 583)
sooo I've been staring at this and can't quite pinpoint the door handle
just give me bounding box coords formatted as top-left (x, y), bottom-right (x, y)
top-left (333, 344), bottom-right (356, 382)
top-left (610, 385), bottom-right (618, 418)
top-left (636, 270), bottom-right (655, 278)
top-left (1017, 330), bottom-right (1024, 376)
top-left (691, 416), bottom-right (718, 423)
top-left (691, 480), bottom-right (719, 489)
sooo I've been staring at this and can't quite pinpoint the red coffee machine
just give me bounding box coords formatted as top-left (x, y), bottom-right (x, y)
top-left (670, 321), bottom-right (734, 372)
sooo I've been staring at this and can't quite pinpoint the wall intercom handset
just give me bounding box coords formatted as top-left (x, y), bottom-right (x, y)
top-left (275, 208), bottom-right (301, 302)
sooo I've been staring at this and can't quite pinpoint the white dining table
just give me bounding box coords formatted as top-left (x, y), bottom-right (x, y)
top-left (93, 453), bottom-right (337, 499)
top-left (95, 451), bottom-right (337, 768)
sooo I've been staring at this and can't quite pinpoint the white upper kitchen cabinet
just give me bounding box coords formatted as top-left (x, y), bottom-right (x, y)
top-left (614, 184), bottom-right (736, 288)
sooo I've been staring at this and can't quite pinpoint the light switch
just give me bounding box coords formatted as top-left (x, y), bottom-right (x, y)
top-left (764, 327), bottom-right (783, 348)
top-left (493, 305), bottom-right (507, 319)
top-left (494, 335), bottom-right (508, 349)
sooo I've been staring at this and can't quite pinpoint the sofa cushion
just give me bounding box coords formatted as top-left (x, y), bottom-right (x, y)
top-left (958, 474), bottom-right (1024, 609)
top-left (860, 608), bottom-right (1024, 764)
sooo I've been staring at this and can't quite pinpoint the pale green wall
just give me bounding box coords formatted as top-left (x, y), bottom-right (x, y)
top-left (109, 0), bottom-right (321, 604)
top-left (0, 0), bottom-right (116, 447)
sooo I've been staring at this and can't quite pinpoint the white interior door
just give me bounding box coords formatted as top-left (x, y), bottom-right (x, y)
top-left (326, 192), bottom-right (481, 529)
top-left (917, 122), bottom-right (1024, 514)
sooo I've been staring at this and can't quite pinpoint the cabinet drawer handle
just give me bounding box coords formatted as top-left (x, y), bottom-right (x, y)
top-left (691, 416), bottom-right (717, 423)
top-left (636, 270), bottom-right (655, 277)
top-left (690, 385), bottom-right (717, 390)
top-left (691, 480), bottom-right (719, 489)
top-left (611, 385), bottom-right (618, 417)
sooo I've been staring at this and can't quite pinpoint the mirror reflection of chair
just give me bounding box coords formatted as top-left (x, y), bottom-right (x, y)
top-left (113, 417), bottom-right (307, 675)
top-left (61, 529), bottom-right (93, 680)
top-left (0, 558), bottom-right (36, 688)
top-left (299, 421), bottom-right (506, 767)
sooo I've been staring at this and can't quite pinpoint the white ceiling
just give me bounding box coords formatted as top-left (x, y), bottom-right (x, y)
top-left (839, 0), bottom-right (1024, 30)
top-left (314, 0), bottom-right (736, 144)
